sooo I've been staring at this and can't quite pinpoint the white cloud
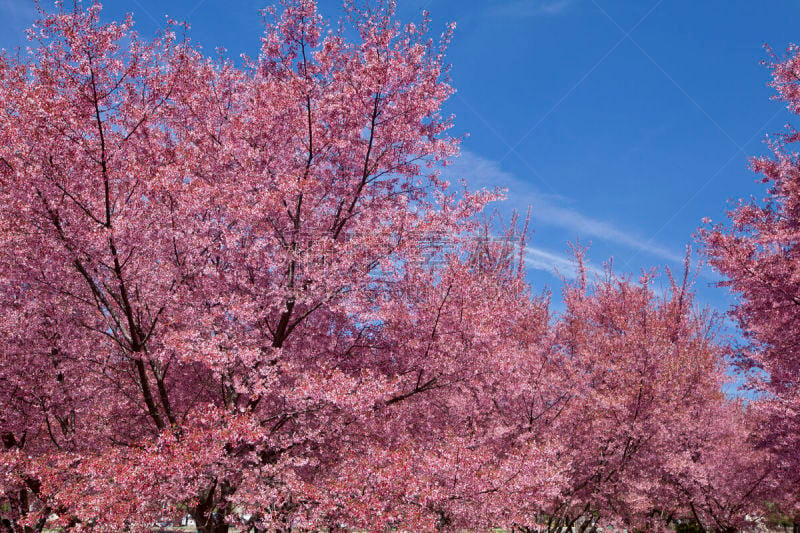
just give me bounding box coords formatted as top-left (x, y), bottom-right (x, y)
top-left (445, 150), bottom-right (682, 264)
top-left (531, 197), bottom-right (682, 263)
top-left (524, 245), bottom-right (601, 279)
top-left (490, 0), bottom-right (573, 17)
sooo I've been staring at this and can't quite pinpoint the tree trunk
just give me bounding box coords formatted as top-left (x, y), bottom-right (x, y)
top-left (191, 492), bottom-right (228, 533)
top-left (191, 511), bottom-right (229, 533)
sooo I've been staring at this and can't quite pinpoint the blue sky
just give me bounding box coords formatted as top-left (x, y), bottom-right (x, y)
top-left (2, 0), bottom-right (799, 317)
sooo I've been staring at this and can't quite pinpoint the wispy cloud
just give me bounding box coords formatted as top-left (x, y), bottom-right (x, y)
top-left (490, 0), bottom-right (573, 17)
top-left (444, 150), bottom-right (682, 264)
top-left (524, 245), bottom-right (601, 279)
top-left (531, 197), bottom-right (682, 263)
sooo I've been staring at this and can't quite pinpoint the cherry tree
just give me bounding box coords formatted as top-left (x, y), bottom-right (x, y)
top-left (702, 43), bottom-right (800, 519)
top-left (541, 256), bottom-right (759, 532)
top-left (321, 218), bottom-right (570, 531)
top-left (663, 397), bottom-right (777, 533)
top-left (0, 1), bottom-right (504, 530)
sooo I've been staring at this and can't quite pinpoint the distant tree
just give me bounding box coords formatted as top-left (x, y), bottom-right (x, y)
top-left (542, 256), bottom-right (773, 532)
top-left (316, 215), bottom-right (571, 530)
top-left (664, 398), bottom-right (776, 533)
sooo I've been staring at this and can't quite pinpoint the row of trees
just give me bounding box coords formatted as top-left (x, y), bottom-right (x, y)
top-left (0, 1), bottom-right (797, 531)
